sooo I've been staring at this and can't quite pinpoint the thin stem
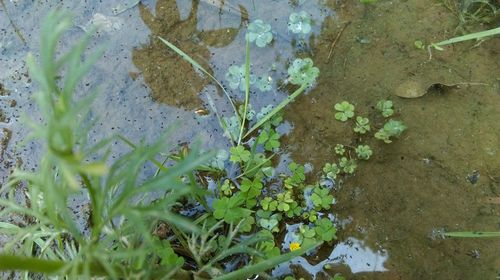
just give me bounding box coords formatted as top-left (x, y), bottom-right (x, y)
top-left (237, 39), bottom-right (251, 146)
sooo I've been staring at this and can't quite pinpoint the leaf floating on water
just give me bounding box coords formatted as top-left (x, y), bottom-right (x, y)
top-left (394, 80), bottom-right (427, 98)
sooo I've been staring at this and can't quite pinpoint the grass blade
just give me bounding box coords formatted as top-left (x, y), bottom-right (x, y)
top-left (435, 27), bottom-right (500, 46)
top-left (158, 36), bottom-right (240, 124)
top-left (237, 39), bottom-right (251, 145)
top-left (444, 231), bottom-right (500, 238)
top-left (244, 83), bottom-right (307, 139)
top-left (213, 242), bottom-right (322, 280)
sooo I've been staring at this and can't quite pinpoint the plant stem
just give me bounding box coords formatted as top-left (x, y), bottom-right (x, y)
top-left (244, 83), bottom-right (307, 139)
top-left (237, 39), bottom-right (251, 146)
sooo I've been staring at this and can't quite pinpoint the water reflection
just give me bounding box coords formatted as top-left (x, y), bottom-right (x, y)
top-left (274, 237), bottom-right (388, 278)
top-left (132, 0), bottom-right (244, 109)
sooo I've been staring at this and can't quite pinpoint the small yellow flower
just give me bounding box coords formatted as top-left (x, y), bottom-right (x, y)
top-left (289, 242), bottom-right (301, 251)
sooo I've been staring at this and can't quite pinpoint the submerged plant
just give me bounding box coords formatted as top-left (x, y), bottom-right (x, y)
top-left (334, 101), bottom-right (355, 121)
top-left (355, 145), bottom-right (373, 160)
top-left (288, 11), bottom-right (312, 34)
top-left (323, 162), bottom-right (340, 180)
top-left (375, 119), bottom-right (407, 143)
top-left (354, 116), bottom-right (370, 134)
top-left (339, 157), bottom-right (357, 174)
top-left (225, 64), bottom-right (256, 91)
top-left (256, 74), bottom-right (273, 92)
top-left (287, 57), bottom-right (320, 86)
top-left (246, 19), bottom-right (273, 47)
top-left (334, 144), bottom-right (345, 155)
top-left (376, 99), bottom-right (394, 117)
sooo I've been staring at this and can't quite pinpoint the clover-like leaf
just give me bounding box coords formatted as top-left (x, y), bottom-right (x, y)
top-left (225, 64), bottom-right (256, 91)
top-left (339, 157), bottom-right (357, 174)
top-left (230, 145), bottom-right (251, 163)
top-left (210, 149), bottom-right (229, 170)
top-left (354, 116), bottom-right (370, 134)
top-left (287, 58), bottom-right (319, 86)
top-left (311, 186), bottom-right (334, 210)
top-left (334, 101), bottom-right (355, 121)
top-left (315, 218), bottom-right (337, 242)
top-left (334, 144), bottom-right (345, 155)
top-left (246, 19), bottom-right (273, 47)
top-left (323, 162), bottom-right (340, 180)
top-left (258, 128), bottom-right (280, 151)
top-left (288, 11), bottom-right (312, 34)
top-left (376, 99), bottom-right (394, 117)
top-left (375, 119), bottom-right (406, 143)
top-left (256, 74), bottom-right (273, 92)
top-left (213, 194), bottom-right (252, 224)
top-left (355, 145), bottom-right (372, 160)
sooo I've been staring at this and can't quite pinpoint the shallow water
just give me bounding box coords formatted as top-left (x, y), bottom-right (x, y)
top-left (0, 0), bottom-right (499, 279)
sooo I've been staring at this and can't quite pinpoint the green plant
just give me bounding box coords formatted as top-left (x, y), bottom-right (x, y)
top-left (314, 218), bottom-right (337, 242)
top-left (339, 157), bottom-right (357, 174)
top-left (355, 145), bottom-right (373, 160)
top-left (323, 162), bottom-right (340, 180)
top-left (246, 19), bottom-right (273, 47)
top-left (334, 101), bottom-right (355, 121)
top-left (225, 64), bottom-right (256, 91)
top-left (354, 116), bottom-right (371, 134)
top-left (287, 58), bottom-right (320, 86)
top-left (334, 144), bottom-right (346, 155)
top-left (376, 99), bottom-right (394, 117)
top-left (288, 11), bottom-right (312, 34)
top-left (230, 145), bottom-right (252, 163)
top-left (0, 11), bottom-right (325, 279)
top-left (430, 27), bottom-right (500, 51)
top-left (310, 186), bottom-right (334, 210)
top-left (256, 74), bottom-right (273, 92)
top-left (0, 11), bottom-right (214, 278)
top-left (375, 119), bottom-right (407, 143)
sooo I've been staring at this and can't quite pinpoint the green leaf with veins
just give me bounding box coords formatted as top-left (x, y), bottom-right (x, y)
top-left (354, 116), bottom-right (370, 134)
top-left (339, 157), bottom-right (357, 174)
top-left (311, 186), bottom-right (334, 210)
top-left (315, 218), bottom-right (337, 242)
top-left (258, 128), bottom-right (280, 151)
top-left (334, 101), bottom-right (355, 121)
top-left (230, 145), bottom-right (251, 163)
top-left (213, 193), bottom-right (252, 224)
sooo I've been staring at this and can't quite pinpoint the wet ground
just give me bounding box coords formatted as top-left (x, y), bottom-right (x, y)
top-left (1, 0), bottom-right (499, 279)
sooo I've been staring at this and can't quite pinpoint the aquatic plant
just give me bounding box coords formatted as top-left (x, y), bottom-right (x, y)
top-left (376, 99), bottom-right (394, 117)
top-left (323, 162), bottom-right (340, 180)
top-left (288, 11), bottom-right (312, 34)
top-left (246, 19), bottom-right (273, 47)
top-left (225, 64), bottom-right (256, 91)
top-left (334, 143), bottom-right (346, 155)
top-left (315, 218), bottom-right (337, 242)
top-left (256, 74), bottom-right (273, 92)
top-left (0, 12), bottom-right (325, 279)
top-left (334, 101), bottom-right (355, 121)
top-left (339, 157), bottom-right (357, 174)
top-left (354, 116), bottom-right (371, 133)
top-left (355, 145), bottom-right (373, 160)
top-left (375, 119), bottom-right (407, 143)
top-left (288, 57), bottom-right (320, 86)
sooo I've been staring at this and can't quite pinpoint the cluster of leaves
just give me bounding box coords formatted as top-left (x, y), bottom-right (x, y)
top-left (326, 99), bottom-right (406, 181)
top-left (0, 12), bottom-right (325, 280)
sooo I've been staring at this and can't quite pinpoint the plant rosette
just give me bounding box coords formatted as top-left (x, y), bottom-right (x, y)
top-left (334, 101), bottom-right (355, 121)
top-left (246, 19), bottom-right (273, 47)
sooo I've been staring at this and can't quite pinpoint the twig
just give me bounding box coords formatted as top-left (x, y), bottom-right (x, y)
top-left (327, 22), bottom-right (350, 62)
